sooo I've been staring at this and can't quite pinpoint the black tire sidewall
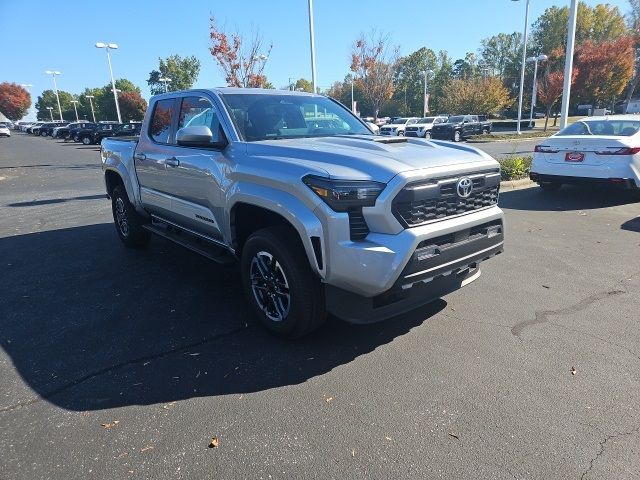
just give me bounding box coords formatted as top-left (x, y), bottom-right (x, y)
top-left (241, 228), bottom-right (324, 338)
top-left (111, 185), bottom-right (150, 247)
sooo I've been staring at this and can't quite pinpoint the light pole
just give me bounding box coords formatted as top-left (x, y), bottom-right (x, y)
top-left (560, 0), bottom-right (578, 128)
top-left (46, 107), bottom-right (54, 121)
top-left (20, 83), bottom-right (33, 91)
top-left (85, 95), bottom-right (97, 122)
top-left (527, 54), bottom-right (547, 127)
top-left (158, 77), bottom-right (172, 93)
top-left (422, 70), bottom-right (434, 116)
top-left (70, 100), bottom-right (80, 121)
top-left (95, 42), bottom-right (122, 123)
top-left (307, 0), bottom-right (317, 93)
top-left (45, 70), bottom-right (64, 121)
top-left (512, 0), bottom-right (530, 135)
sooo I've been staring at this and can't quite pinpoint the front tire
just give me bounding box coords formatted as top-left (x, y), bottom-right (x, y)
top-left (241, 226), bottom-right (326, 339)
top-left (424, 131), bottom-right (431, 139)
top-left (82, 136), bottom-right (92, 145)
top-left (111, 185), bottom-right (150, 248)
top-left (453, 130), bottom-right (461, 142)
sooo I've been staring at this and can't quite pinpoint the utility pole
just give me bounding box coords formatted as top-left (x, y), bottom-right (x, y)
top-left (560, 0), bottom-right (578, 128)
top-left (308, 0), bottom-right (317, 93)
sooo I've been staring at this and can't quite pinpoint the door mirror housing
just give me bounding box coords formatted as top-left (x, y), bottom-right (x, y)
top-left (176, 125), bottom-right (228, 149)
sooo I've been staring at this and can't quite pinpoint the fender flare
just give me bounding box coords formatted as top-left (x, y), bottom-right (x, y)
top-left (227, 184), bottom-right (325, 277)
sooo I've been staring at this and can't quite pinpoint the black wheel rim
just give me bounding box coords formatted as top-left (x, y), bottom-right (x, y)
top-left (250, 251), bottom-right (291, 322)
top-left (115, 197), bottom-right (129, 237)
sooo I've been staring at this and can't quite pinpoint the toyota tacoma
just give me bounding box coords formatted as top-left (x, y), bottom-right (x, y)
top-left (101, 89), bottom-right (504, 338)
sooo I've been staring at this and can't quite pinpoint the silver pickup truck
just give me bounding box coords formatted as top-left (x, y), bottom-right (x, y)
top-left (101, 88), bottom-right (504, 338)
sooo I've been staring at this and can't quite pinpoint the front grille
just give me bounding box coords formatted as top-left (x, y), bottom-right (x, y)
top-left (348, 208), bottom-right (369, 241)
top-left (393, 172), bottom-right (500, 227)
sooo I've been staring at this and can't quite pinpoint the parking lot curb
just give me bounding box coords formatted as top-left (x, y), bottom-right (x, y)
top-left (500, 178), bottom-right (534, 190)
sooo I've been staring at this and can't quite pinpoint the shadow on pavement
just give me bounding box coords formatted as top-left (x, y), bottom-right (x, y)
top-left (499, 184), bottom-right (639, 212)
top-left (0, 223), bottom-right (443, 412)
top-left (621, 216), bottom-right (640, 233)
top-left (7, 194), bottom-right (106, 207)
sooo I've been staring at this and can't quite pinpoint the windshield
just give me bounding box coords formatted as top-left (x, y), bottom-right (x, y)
top-left (418, 117), bottom-right (435, 123)
top-left (390, 118), bottom-right (408, 124)
top-left (556, 120), bottom-right (640, 137)
top-left (220, 93), bottom-right (372, 141)
top-left (447, 116), bottom-right (464, 123)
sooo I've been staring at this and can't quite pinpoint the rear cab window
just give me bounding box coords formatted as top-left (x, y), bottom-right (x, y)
top-left (149, 98), bottom-right (175, 144)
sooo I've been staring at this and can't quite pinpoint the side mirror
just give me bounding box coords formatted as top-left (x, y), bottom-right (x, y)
top-left (176, 125), bottom-right (228, 149)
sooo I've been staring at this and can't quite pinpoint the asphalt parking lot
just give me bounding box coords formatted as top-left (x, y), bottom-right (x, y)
top-left (1, 133), bottom-right (639, 480)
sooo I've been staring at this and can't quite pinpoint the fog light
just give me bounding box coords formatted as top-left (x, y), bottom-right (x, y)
top-left (487, 225), bottom-right (501, 238)
top-left (416, 246), bottom-right (438, 261)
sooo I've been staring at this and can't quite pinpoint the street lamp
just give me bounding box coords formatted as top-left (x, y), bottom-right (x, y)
top-left (44, 70), bottom-right (64, 121)
top-left (422, 70), bottom-right (434, 116)
top-left (512, 0), bottom-right (531, 135)
top-left (20, 83), bottom-right (33, 91)
top-left (85, 95), bottom-right (97, 122)
top-left (307, 0), bottom-right (317, 93)
top-left (70, 100), bottom-right (80, 121)
top-left (560, 0), bottom-right (578, 128)
top-left (527, 54), bottom-right (548, 127)
top-left (46, 107), bottom-right (54, 122)
top-left (95, 42), bottom-right (122, 123)
top-left (158, 77), bottom-right (172, 93)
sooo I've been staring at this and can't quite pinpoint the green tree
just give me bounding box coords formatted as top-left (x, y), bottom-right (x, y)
top-left (294, 78), bottom-right (313, 93)
top-left (390, 47), bottom-right (438, 116)
top-left (147, 54), bottom-right (201, 95)
top-left (76, 88), bottom-right (102, 121)
top-left (531, 3), bottom-right (627, 55)
top-left (452, 52), bottom-right (480, 80)
top-left (34, 89), bottom-right (74, 120)
top-left (479, 32), bottom-right (523, 79)
top-left (440, 77), bottom-right (512, 115)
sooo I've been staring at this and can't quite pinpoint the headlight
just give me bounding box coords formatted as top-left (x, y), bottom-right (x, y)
top-left (303, 175), bottom-right (385, 212)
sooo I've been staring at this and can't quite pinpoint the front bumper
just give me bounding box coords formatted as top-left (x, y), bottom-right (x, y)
top-left (327, 216), bottom-right (503, 323)
top-left (431, 130), bottom-right (454, 140)
top-left (324, 207), bottom-right (504, 322)
top-left (530, 172), bottom-right (638, 189)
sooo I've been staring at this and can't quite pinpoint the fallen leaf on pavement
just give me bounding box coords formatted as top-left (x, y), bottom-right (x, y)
top-left (325, 396), bottom-right (334, 404)
top-left (571, 366), bottom-right (577, 375)
top-left (140, 446), bottom-right (154, 452)
top-left (101, 420), bottom-right (120, 429)
top-left (448, 432), bottom-right (459, 439)
top-left (162, 402), bottom-right (176, 410)
top-left (351, 448), bottom-right (355, 457)
top-left (385, 436), bottom-right (392, 441)
top-left (208, 436), bottom-right (220, 448)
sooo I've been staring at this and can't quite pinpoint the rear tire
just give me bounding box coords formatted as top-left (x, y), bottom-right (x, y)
top-left (539, 181), bottom-right (562, 192)
top-left (111, 185), bottom-right (150, 248)
top-left (241, 226), bottom-right (326, 339)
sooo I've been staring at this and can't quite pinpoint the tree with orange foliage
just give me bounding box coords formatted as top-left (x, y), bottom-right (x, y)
top-left (209, 17), bottom-right (272, 88)
top-left (574, 36), bottom-right (635, 109)
top-left (118, 91), bottom-right (147, 122)
top-left (0, 82), bottom-right (31, 121)
top-left (350, 32), bottom-right (399, 120)
top-left (537, 70), bottom-right (576, 130)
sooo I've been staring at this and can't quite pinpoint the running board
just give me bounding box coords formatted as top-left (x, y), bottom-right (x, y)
top-left (143, 222), bottom-right (235, 265)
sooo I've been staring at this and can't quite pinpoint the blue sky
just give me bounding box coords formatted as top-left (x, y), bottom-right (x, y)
top-left (0, 0), bottom-right (631, 119)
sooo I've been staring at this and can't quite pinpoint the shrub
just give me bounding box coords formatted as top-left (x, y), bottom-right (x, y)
top-left (500, 156), bottom-right (532, 181)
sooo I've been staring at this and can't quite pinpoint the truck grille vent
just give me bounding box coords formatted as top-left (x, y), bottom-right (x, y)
top-left (392, 172), bottom-right (500, 227)
top-left (348, 208), bottom-right (369, 241)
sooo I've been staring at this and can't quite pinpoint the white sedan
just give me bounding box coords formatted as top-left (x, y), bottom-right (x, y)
top-left (0, 123), bottom-right (11, 137)
top-left (530, 116), bottom-right (640, 192)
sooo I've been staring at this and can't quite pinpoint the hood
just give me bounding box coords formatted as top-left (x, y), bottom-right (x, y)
top-left (245, 135), bottom-right (495, 183)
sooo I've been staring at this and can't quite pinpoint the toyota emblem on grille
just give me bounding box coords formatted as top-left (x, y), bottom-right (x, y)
top-left (456, 177), bottom-right (473, 198)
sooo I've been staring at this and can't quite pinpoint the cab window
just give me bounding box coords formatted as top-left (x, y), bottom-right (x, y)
top-left (149, 99), bottom-right (175, 144)
top-left (178, 96), bottom-right (219, 133)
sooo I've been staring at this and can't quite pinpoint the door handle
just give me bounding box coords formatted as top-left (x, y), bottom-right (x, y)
top-left (165, 157), bottom-right (180, 167)
top-left (134, 152), bottom-right (146, 161)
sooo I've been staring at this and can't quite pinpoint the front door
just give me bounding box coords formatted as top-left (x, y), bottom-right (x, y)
top-left (156, 95), bottom-right (229, 240)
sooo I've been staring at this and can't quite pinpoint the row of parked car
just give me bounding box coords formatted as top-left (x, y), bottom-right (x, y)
top-left (377, 114), bottom-right (493, 141)
top-left (14, 120), bottom-right (142, 144)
